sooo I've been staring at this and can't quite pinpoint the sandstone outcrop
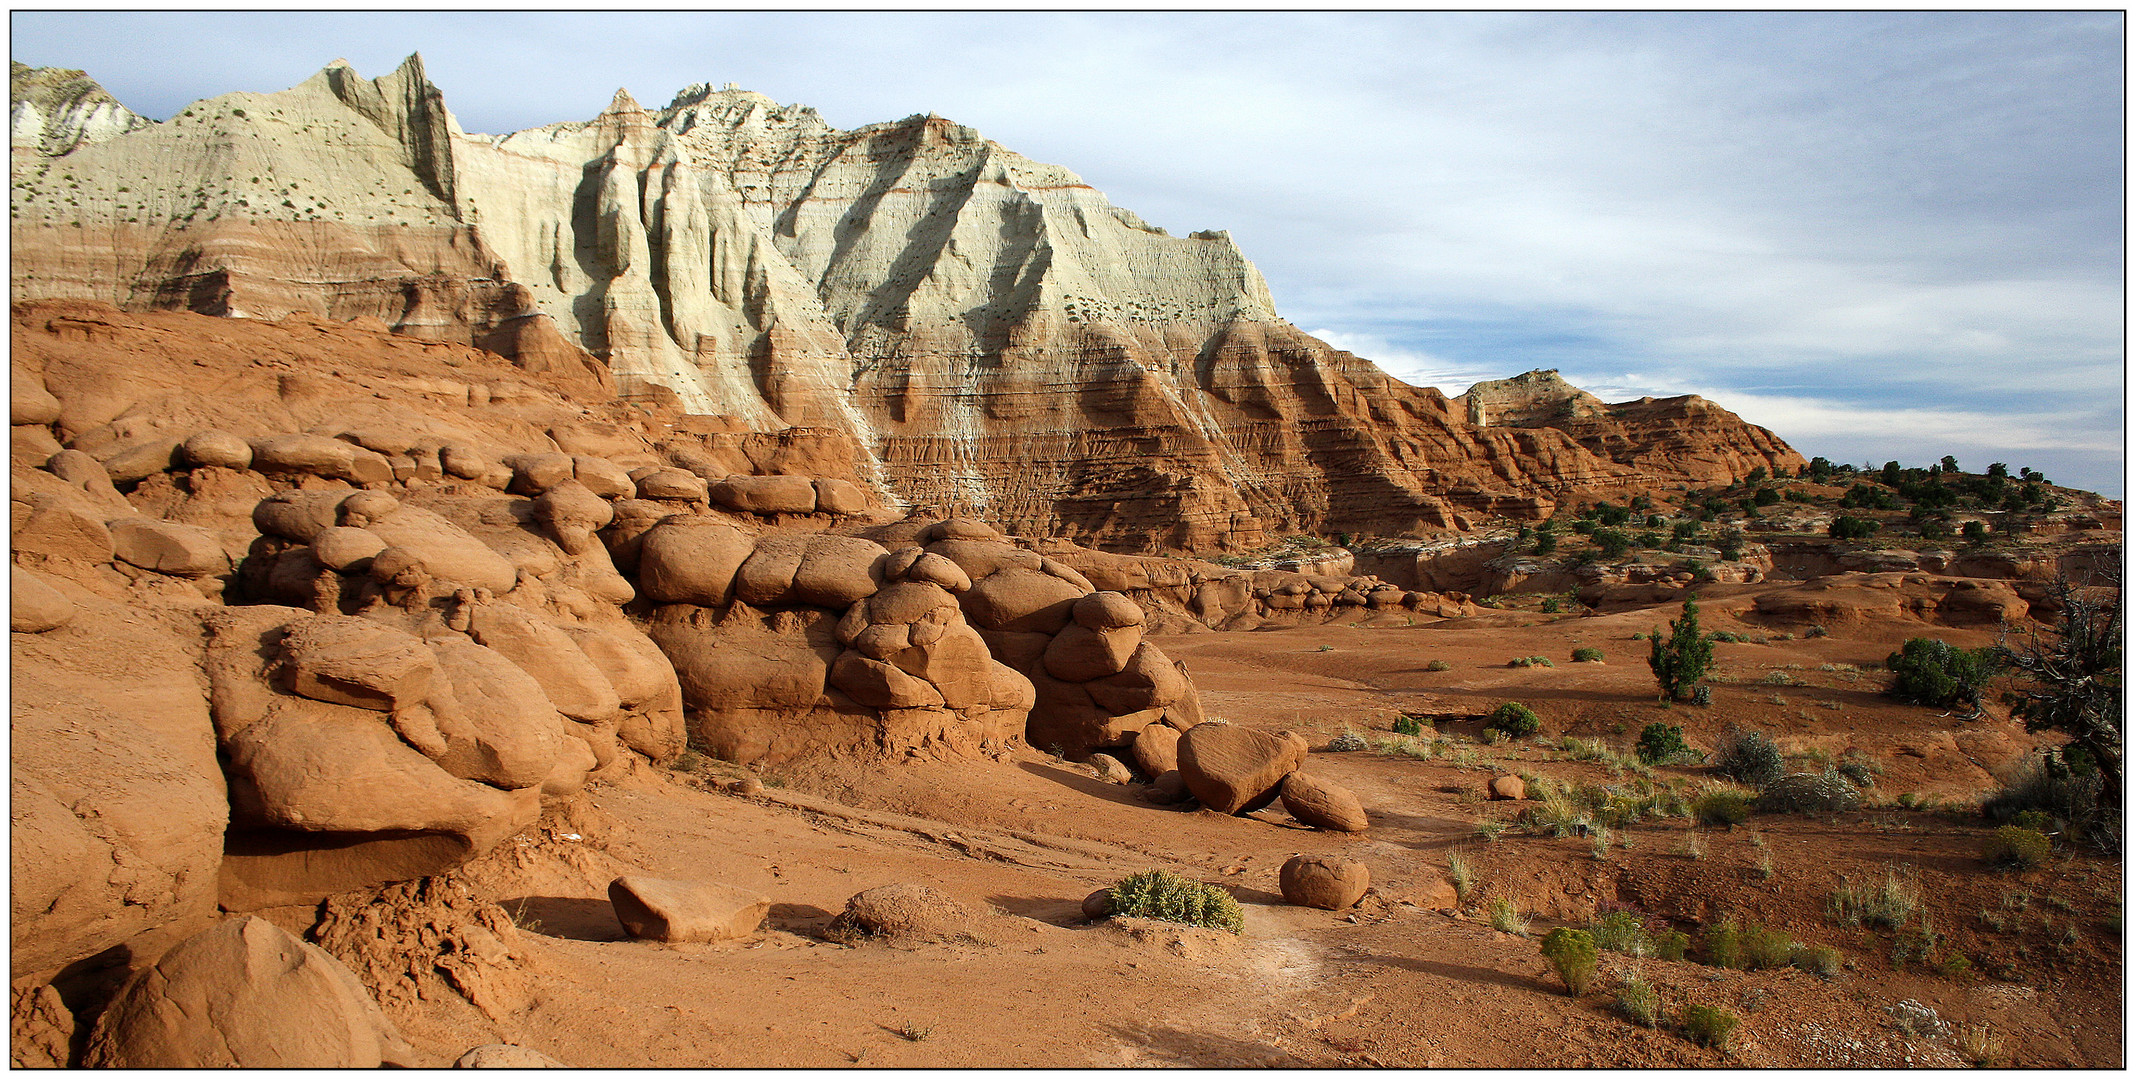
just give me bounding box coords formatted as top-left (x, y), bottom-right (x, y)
top-left (81, 916), bottom-right (418, 1068)
top-left (12, 59), bottom-right (1805, 554)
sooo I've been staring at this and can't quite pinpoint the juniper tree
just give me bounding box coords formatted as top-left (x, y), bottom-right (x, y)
top-left (1647, 597), bottom-right (1714, 703)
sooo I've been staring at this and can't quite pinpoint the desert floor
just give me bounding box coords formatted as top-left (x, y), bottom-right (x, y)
top-left (340, 597), bottom-right (2120, 1068)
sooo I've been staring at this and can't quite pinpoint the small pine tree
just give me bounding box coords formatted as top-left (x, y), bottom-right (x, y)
top-left (1647, 598), bottom-right (1715, 703)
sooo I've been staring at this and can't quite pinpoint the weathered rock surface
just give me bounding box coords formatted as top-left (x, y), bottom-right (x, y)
top-left (11, 58), bottom-right (1805, 553)
top-left (1279, 772), bottom-right (1369, 832)
top-left (1176, 725), bottom-right (1309, 815)
top-left (822, 883), bottom-right (973, 944)
top-left (456, 1044), bottom-right (569, 1068)
top-left (1279, 855), bottom-right (1370, 910)
top-left (608, 875), bottom-right (770, 943)
top-left (81, 916), bottom-right (417, 1068)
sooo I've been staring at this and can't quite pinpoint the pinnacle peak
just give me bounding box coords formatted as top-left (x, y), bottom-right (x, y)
top-left (605, 87), bottom-right (645, 114)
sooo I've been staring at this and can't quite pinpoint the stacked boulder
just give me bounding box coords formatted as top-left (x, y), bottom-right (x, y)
top-left (1177, 724), bottom-right (1368, 832)
top-left (206, 607), bottom-right (597, 908)
top-left (637, 519), bottom-right (1035, 764)
top-left (910, 520), bottom-right (1207, 763)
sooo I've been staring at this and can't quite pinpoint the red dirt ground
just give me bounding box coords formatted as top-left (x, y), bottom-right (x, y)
top-left (358, 596), bottom-right (2120, 1068)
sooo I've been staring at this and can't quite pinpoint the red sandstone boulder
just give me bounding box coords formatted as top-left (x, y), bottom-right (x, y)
top-left (1177, 725), bottom-right (1309, 815)
top-left (1279, 855), bottom-right (1370, 910)
top-left (608, 876), bottom-right (769, 943)
top-left (1489, 774), bottom-right (1526, 801)
top-left (82, 916), bottom-right (417, 1068)
top-left (1280, 772), bottom-right (1369, 832)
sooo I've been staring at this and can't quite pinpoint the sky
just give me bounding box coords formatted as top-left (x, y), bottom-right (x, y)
top-left (12, 10), bottom-right (2125, 496)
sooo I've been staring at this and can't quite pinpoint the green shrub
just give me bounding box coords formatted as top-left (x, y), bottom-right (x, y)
top-left (1646, 600), bottom-right (1717, 704)
top-left (1571, 646), bottom-right (1605, 663)
top-left (1588, 910), bottom-right (1650, 954)
top-left (1614, 977), bottom-right (1663, 1027)
top-left (1983, 826), bottom-right (2051, 869)
top-left (1636, 722), bottom-right (1694, 765)
top-left (1791, 943), bottom-right (1842, 978)
top-left (1508, 655), bottom-right (1555, 668)
top-left (1755, 770), bottom-right (1862, 814)
top-left (1487, 702), bottom-right (1541, 739)
top-left (1713, 726), bottom-right (1784, 787)
top-left (1829, 515), bottom-right (1880, 540)
top-left (1682, 1004), bottom-right (1740, 1051)
top-left (1886, 637), bottom-right (2000, 711)
top-left (1651, 929), bottom-right (1690, 961)
top-left (1541, 927), bottom-right (1598, 996)
top-left (1488, 897), bottom-right (1527, 935)
top-left (1804, 624), bottom-right (1829, 638)
top-left (1701, 918), bottom-right (1744, 969)
top-left (1425, 659), bottom-right (1453, 672)
top-left (1447, 850), bottom-right (1478, 902)
top-left (1828, 867), bottom-right (1920, 930)
top-left (2009, 809), bottom-right (2055, 833)
top-left (1740, 925), bottom-right (1795, 970)
top-left (1692, 789), bottom-right (1753, 827)
top-left (1104, 870), bottom-right (1244, 933)
top-left (1980, 753), bottom-right (2102, 833)
top-left (1392, 715), bottom-right (1424, 736)
top-left (1326, 729), bottom-right (1367, 753)
top-left (1593, 529), bottom-right (1632, 558)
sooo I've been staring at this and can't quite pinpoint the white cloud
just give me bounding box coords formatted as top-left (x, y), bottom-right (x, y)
top-left (1301, 329), bottom-right (1501, 396)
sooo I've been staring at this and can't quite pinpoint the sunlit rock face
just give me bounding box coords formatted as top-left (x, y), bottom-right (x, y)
top-left (10, 57), bottom-right (1804, 553)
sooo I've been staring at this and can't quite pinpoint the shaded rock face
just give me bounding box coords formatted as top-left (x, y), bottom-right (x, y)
top-left (12, 58), bottom-right (1805, 553)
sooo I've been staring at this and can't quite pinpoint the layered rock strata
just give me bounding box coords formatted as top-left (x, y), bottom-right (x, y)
top-left (12, 58), bottom-right (1806, 551)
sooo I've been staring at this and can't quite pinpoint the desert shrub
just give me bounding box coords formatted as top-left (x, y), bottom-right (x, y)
top-left (1508, 655), bottom-right (1555, 668)
top-left (1690, 684), bottom-right (1712, 706)
top-left (1804, 624), bottom-right (1829, 638)
top-left (1572, 646), bottom-right (1605, 663)
top-left (1647, 598), bottom-right (1715, 702)
top-left (1936, 952), bottom-right (1974, 980)
top-left (1682, 1004), bottom-right (1740, 1051)
top-left (1488, 897), bottom-right (1527, 935)
top-left (1392, 715), bottom-right (1424, 736)
top-left (1980, 752), bottom-right (2102, 832)
top-left (2008, 809), bottom-right (2054, 833)
top-left (1828, 515), bottom-right (1880, 540)
top-left (1593, 529), bottom-right (1632, 558)
top-left (1890, 916), bottom-right (1942, 968)
top-left (1828, 867), bottom-right (1920, 930)
top-left (1692, 789), bottom-right (1753, 827)
top-left (1588, 911), bottom-right (1650, 955)
top-left (1614, 977), bottom-right (1663, 1027)
top-left (1326, 729), bottom-right (1367, 753)
top-left (1105, 870), bottom-right (1244, 933)
top-left (1700, 918), bottom-right (1745, 968)
top-left (1755, 770), bottom-right (1862, 814)
top-left (1425, 659), bottom-right (1453, 672)
top-left (1446, 849), bottom-right (1478, 902)
top-left (1739, 925), bottom-right (1796, 970)
top-left (1982, 826), bottom-right (2051, 869)
top-left (1651, 929), bottom-right (1690, 960)
top-left (1487, 702), bottom-right (1541, 739)
top-left (1712, 726), bottom-right (1784, 787)
top-left (1886, 637), bottom-right (2000, 711)
top-left (1541, 596), bottom-right (1562, 614)
top-left (1540, 928), bottom-right (1598, 996)
top-left (1791, 942), bottom-right (1843, 978)
top-left (1836, 752), bottom-right (1879, 789)
top-left (1636, 722), bottom-right (1694, 765)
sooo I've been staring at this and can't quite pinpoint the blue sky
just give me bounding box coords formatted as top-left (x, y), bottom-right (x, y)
top-left (12, 10), bottom-right (2124, 495)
